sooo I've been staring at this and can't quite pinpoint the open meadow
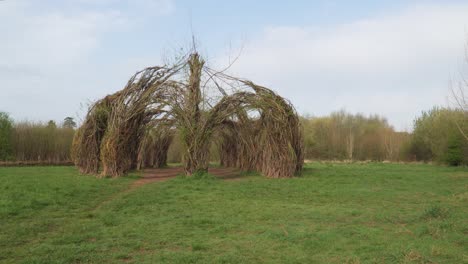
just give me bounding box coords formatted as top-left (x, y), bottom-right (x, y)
top-left (1, 163), bottom-right (467, 263)
top-left (2, 1), bottom-right (468, 264)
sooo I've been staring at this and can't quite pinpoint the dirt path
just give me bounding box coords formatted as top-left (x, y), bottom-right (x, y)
top-left (131, 167), bottom-right (242, 188)
top-left (93, 167), bottom-right (242, 211)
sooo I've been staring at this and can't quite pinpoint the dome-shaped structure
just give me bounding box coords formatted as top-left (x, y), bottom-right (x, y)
top-left (72, 53), bottom-right (303, 178)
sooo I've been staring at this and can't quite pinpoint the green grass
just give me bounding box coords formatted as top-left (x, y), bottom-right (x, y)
top-left (0, 163), bottom-right (467, 263)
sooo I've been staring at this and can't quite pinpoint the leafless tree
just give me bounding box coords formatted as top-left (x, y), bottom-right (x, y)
top-left (449, 41), bottom-right (468, 141)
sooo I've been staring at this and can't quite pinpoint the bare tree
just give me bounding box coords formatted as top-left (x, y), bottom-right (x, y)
top-left (449, 41), bottom-right (468, 141)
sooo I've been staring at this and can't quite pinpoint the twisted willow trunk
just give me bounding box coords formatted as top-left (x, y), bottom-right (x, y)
top-left (181, 53), bottom-right (210, 175)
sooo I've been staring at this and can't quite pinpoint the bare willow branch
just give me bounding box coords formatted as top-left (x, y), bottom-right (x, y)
top-left (72, 52), bottom-right (304, 178)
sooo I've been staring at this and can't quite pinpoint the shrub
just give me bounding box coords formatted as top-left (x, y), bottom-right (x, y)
top-left (408, 107), bottom-right (468, 165)
top-left (445, 135), bottom-right (463, 166)
top-left (0, 112), bottom-right (13, 160)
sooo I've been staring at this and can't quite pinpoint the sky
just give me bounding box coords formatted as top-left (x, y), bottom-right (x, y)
top-left (1, 0), bottom-right (468, 131)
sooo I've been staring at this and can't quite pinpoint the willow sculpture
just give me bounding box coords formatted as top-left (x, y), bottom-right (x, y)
top-left (72, 53), bottom-right (303, 178)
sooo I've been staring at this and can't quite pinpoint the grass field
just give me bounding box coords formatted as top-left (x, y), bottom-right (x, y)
top-left (0, 163), bottom-right (467, 263)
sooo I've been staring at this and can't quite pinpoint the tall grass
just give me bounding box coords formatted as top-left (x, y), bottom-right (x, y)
top-left (10, 121), bottom-right (75, 163)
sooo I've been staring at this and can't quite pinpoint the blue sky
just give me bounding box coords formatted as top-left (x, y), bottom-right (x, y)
top-left (1, 0), bottom-right (468, 130)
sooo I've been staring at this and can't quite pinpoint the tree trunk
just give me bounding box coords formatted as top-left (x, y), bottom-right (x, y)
top-left (182, 53), bottom-right (209, 175)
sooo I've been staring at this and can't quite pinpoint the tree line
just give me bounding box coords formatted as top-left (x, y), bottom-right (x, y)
top-left (0, 107), bottom-right (466, 166)
top-left (301, 108), bottom-right (467, 165)
top-left (0, 116), bottom-right (76, 164)
top-left (407, 107), bottom-right (467, 165)
top-left (301, 110), bottom-right (411, 162)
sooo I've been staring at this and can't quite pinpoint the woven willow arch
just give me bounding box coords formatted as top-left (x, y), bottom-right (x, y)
top-left (72, 53), bottom-right (303, 178)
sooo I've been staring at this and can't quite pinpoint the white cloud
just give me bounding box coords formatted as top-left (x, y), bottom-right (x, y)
top-left (0, 1), bottom-right (466, 131)
top-left (0, 1), bottom-right (125, 70)
top-left (76, 0), bottom-right (175, 16)
top-left (0, 0), bottom-right (175, 122)
top-left (0, 0), bottom-right (175, 73)
top-left (224, 4), bottom-right (468, 130)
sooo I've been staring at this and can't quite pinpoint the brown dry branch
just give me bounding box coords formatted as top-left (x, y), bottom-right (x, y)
top-left (450, 78), bottom-right (468, 142)
top-left (72, 52), bottom-right (304, 178)
top-left (71, 93), bottom-right (117, 174)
